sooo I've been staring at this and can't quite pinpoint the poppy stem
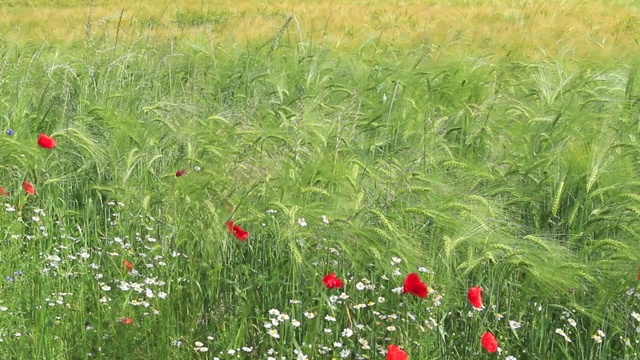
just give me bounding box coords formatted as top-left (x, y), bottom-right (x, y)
top-left (344, 302), bottom-right (354, 329)
top-left (226, 180), bottom-right (263, 221)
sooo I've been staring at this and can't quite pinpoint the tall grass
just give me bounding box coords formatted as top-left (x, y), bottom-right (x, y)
top-left (0, 26), bottom-right (640, 359)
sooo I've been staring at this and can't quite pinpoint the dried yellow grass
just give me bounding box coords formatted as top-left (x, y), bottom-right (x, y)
top-left (2, 0), bottom-right (640, 59)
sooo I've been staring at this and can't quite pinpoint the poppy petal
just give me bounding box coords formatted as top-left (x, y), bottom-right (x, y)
top-left (232, 225), bottom-right (248, 241)
top-left (22, 181), bottom-right (35, 196)
top-left (323, 272), bottom-right (343, 289)
top-left (481, 331), bottom-right (499, 353)
top-left (468, 286), bottom-right (483, 309)
top-left (37, 133), bottom-right (56, 149)
top-left (387, 344), bottom-right (408, 360)
top-left (226, 221), bottom-right (248, 241)
top-left (403, 273), bottom-right (428, 298)
top-left (123, 260), bottom-right (134, 273)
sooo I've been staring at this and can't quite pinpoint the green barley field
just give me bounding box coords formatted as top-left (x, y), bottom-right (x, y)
top-left (2, 0), bottom-right (640, 359)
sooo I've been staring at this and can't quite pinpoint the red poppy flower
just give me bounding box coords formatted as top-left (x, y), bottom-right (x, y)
top-left (175, 169), bottom-right (187, 177)
top-left (481, 331), bottom-right (498, 353)
top-left (637, 264), bottom-right (640, 281)
top-left (121, 317), bottom-right (133, 325)
top-left (37, 133), bottom-right (56, 149)
top-left (226, 221), bottom-right (248, 241)
top-left (123, 260), bottom-right (134, 273)
top-left (0, 187), bottom-right (8, 196)
top-left (403, 272), bottom-right (428, 298)
top-left (22, 181), bottom-right (35, 196)
top-left (387, 344), bottom-right (408, 360)
top-left (468, 286), bottom-right (483, 309)
top-left (322, 272), bottom-right (343, 289)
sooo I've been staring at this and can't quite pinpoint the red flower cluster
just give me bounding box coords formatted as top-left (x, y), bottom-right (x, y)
top-left (322, 272), bottom-right (343, 289)
top-left (226, 221), bottom-right (248, 241)
top-left (392, 278), bottom-right (496, 355)
top-left (403, 273), bottom-right (428, 298)
top-left (387, 344), bottom-right (407, 360)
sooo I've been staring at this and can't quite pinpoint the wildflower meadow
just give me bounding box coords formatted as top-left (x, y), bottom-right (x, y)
top-left (1, 1), bottom-right (640, 359)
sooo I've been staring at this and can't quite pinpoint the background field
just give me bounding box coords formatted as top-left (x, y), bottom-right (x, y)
top-left (1, 1), bottom-right (640, 359)
top-left (2, 0), bottom-right (640, 59)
